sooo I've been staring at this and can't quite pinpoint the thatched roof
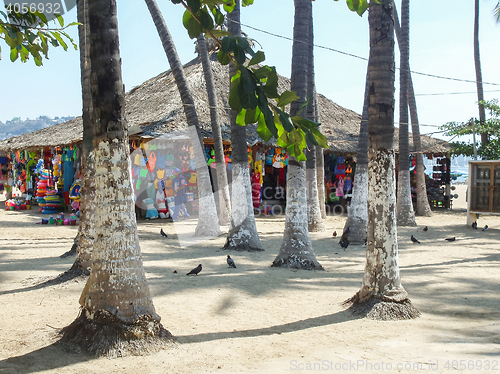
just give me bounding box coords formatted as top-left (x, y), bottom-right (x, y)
top-left (0, 56), bottom-right (449, 154)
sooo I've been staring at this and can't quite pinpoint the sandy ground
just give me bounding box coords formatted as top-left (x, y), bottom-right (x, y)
top-left (0, 185), bottom-right (499, 374)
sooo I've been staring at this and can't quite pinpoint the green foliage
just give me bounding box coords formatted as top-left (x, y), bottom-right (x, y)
top-left (440, 99), bottom-right (500, 159)
top-left (174, 0), bottom-right (328, 159)
top-left (337, 0), bottom-right (379, 17)
top-left (0, 7), bottom-right (78, 66)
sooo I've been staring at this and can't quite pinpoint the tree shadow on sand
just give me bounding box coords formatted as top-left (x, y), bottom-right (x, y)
top-left (176, 309), bottom-right (360, 344)
top-left (0, 309), bottom-right (359, 373)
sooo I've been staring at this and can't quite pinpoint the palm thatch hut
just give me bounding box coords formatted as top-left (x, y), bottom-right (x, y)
top-left (0, 56), bottom-right (450, 155)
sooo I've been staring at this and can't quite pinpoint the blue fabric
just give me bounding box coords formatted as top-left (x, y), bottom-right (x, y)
top-left (63, 150), bottom-right (75, 192)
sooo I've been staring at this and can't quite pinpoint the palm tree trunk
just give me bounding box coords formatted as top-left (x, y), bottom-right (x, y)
top-left (72, 0), bottom-right (93, 274)
top-left (344, 0), bottom-right (418, 319)
top-left (474, 0), bottom-right (488, 146)
top-left (393, 5), bottom-right (432, 217)
top-left (343, 68), bottom-right (369, 244)
top-left (223, 0), bottom-right (263, 251)
top-left (59, 0), bottom-right (170, 356)
top-left (305, 3), bottom-right (324, 232)
top-left (272, 0), bottom-right (323, 270)
top-left (145, 0), bottom-right (221, 237)
top-left (396, 0), bottom-right (416, 227)
top-left (197, 34), bottom-right (231, 226)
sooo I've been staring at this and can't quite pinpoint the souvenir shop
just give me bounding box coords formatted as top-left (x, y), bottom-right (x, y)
top-left (324, 153), bottom-right (356, 211)
top-left (130, 138), bottom-right (199, 219)
top-left (2, 145), bottom-right (82, 216)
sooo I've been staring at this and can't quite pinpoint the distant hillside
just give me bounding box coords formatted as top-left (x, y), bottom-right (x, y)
top-left (0, 116), bottom-right (75, 141)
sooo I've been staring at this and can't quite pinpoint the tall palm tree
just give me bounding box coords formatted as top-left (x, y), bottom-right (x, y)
top-left (305, 3), bottom-right (324, 232)
top-left (72, 0), bottom-right (94, 274)
top-left (495, 2), bottom-right (500, 22)
top-left (344, 0), bottom-right (419, 319)
top-left (272, 0), bottom-right (323, 270)
top-left (343, 68), bottom-right (369, 244)
top-left (196, 34), bottom-right (231, 226)
top-left (396, 0), bottom-right (416, 227)
top-left (474, 0), bottom-right (488, 146)
top-left (223, 0), bottom-right (263, 252)
top-left (393, 5), bottom-right (432, 217)
top-left (145, 0), bottom-right (221, 237)
top-left (60, 0), bottom-right (170, 356)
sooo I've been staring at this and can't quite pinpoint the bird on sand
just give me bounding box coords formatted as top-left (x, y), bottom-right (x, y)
top-left (445, 237), bottom-right (456, 241)
top-left (471, 221), bottom-right (477, 229)
top-left (186, 264), bottom-right (202, 276)
top-left (482, 225), bottom-right (489, 231)
top-left (423, 226), bottom-right (428, 232)
top-left (339, 239), bottom-right (349, 250)
top-left (333, 231), bottom-right (337, 237)
top-left (227, 255), bottom-right (236, 268)
top-left (411, 235), bottom-right (420, 244)
top-left (160, 228), bottom-right (168, 238)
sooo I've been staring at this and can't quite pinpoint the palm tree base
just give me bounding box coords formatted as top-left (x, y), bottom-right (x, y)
top-left (58, 308), bottom-right (174, 357)
top-left (271, 254), bottom-right (324, 270)
top-left (223, 218), bottom-right (264, 252)
top-left (343, 289), bottom-right (420, 321)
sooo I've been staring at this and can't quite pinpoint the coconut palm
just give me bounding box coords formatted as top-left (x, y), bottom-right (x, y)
top-left (59, 0), bottom-right (170, 356)
top-left (343, 69), bottom-right (369, 244)
top-left (196, 34), bottom-right (231, 226)
top-left (305, 3), bottom-right (324, 232)
top-left (396, 0), bottom-right (416, 227)
top-left (474, 0), bottom-right (488, 146)
top-left (344, 0), bottom-right (419, 319)
top-left (72, 0), bottom-right (94, 274)
top-left (393, 5), bottom-right (432, 217)
top-left (223, 0), bottom-right (263, 252)
top-left (145, 0), bottom-right (221, 237)
top-left (272, 0), bottom-right (323, 270)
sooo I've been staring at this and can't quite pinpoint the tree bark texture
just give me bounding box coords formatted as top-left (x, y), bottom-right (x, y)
top-left (272, 0), bottom-right (322, 270)
top-left (59, 0), bottom-right (171, 356)
top-left (223, 0), bottom-right (263, 251)
top-left (396, 0), bottom-right (416, 227)
top-left (474, 0), bottom-right (488, 146)
top-left (74, 0), bottom-right (94, 274)
top-left (145, 0), bottom-right (221, 237)
top-left (343, 68), bottom-right (369, 244)
top-left (197, 34), bottom-right (231, 226)
top-left (393, 5), bottom-right (432, 217)
top-left (345, 0), bottom-right (419, 320)
top-left (305, 2), bottom-right (324, 232)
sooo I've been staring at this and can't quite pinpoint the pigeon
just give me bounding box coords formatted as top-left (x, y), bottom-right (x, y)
top-left (227, 255), bottom-right (236, 268)
top-left (160, 228), bottom-right (168, 238)
top-left (186, 264), bottom-right (202, 276)
top-left (423, 226), bottom-right (428, 232)
top-left (471, 221), bottom-right (477, 229)
top-left (445, 237), bottom-right (456, 241)
top-left (411, 235), bottom-right (420, 244)
top-left (482, 225), bottom-right (489, 231)
top-left (333, 231), bottom-right (337, 237)
top-left (173, 270), bottom-right (177, 273)
top-left (339, 239), bottom-right (349, 250)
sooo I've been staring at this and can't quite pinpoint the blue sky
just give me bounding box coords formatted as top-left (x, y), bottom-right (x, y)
top-left (1, 0), bottom-right (499, 142)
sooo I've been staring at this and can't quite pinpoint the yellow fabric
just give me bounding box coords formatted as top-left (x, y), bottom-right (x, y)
top-left (134, 154), bottom-right (141, 165)
top-left (157, 169), bottom-right (165, 179)
top-left (255, 160), bottom-right (263, 184)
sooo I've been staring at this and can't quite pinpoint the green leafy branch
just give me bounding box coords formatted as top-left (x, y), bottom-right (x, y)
top-left (172, 0), bottom-right (327, 160)
top-left (1, 8), bottom-right (78, 66)
top-left (440, 99), bottom-right (500, 159)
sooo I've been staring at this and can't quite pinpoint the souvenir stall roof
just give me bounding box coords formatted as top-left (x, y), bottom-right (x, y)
top-left (0, 55), bottom-right (449, 154)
